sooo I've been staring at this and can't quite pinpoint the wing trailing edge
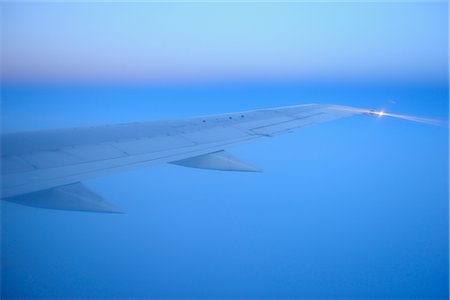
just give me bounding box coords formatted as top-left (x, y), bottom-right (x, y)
top-left (171, 150), bottom-right (262, 172)
top-left (3, 182), bottom-right (123, 213)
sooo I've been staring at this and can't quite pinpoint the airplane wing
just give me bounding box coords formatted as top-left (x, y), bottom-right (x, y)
top-left (1, 103), bottom-right (367, 213)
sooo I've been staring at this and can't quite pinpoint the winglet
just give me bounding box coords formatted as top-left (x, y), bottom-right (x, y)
top-left (4, 183), bottom-right (124, 214)
top-left (171, 151), bottom-right (263, 172)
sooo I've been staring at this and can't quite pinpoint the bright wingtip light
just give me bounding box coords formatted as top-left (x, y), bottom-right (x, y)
top-left (334, 106), bottom-right (447, 127)
top-left (376, 110), bottom-right (385, 117)
top-left (366, 109), bottom-right (386, 117)
top-left (365, 109), bottom-right (446, 127)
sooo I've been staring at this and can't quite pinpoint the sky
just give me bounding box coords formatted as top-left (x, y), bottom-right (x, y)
top-left (1, 1), bottom-right (449, 300)
top-left (1, 2), bottom-right (448, 85)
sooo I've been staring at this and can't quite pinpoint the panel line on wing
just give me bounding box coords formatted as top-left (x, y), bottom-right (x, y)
top-left (2, 135), bottom-right (264, 197)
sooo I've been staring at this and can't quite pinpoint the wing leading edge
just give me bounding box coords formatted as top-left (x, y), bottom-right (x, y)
top-left (1, 103), bottom-right (365, 212)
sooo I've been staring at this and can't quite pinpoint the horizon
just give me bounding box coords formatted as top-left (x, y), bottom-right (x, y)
top-left (1, 1), bottom-right (449, 299)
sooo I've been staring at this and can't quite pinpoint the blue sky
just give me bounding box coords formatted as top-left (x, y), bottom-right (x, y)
top-left (1, 1), bottom-right (449, 299)
top-left (2, 2), bottom-right (448, 85)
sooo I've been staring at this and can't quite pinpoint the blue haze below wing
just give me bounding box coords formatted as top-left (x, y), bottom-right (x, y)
top-left (1, 83), bottom-right (448, 299)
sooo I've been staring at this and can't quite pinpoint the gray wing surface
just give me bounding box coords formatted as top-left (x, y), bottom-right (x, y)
top-left (1, 104), bottom-right (363, 212)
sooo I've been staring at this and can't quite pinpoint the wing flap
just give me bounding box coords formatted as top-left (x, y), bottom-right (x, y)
top-left (112, 136), bottom-right (195, 155)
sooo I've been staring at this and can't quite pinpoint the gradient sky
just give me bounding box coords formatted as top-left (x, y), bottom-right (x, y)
top-left (1, 2), bottom-right (448, 85)
top-left (1, 1), bottom-right (449, 299)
